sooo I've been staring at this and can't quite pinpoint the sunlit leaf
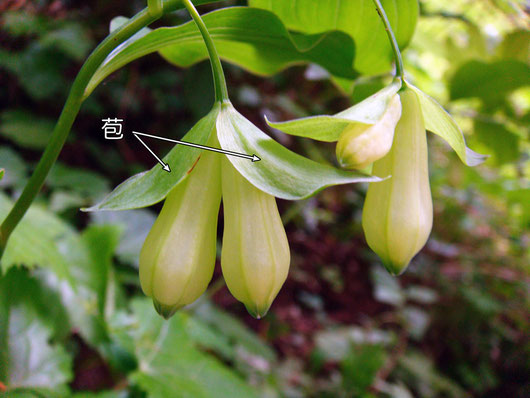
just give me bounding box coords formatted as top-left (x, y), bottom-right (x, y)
top-left (474, 120), bottom-right (520, 165)
top-left (498, 30), bottom-right (530, 62)
top-left (85, 7), bottom-right (357, 97)
top-left (249, 0), bottom-right (419, 75)
top-left (217, 102), bottom-right (380, 200)
top-left (450, 60), bottom-right (530, 104)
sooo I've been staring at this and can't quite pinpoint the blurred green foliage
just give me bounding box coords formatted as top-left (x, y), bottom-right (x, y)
top-left (0, 0), bottom-right (528, 397)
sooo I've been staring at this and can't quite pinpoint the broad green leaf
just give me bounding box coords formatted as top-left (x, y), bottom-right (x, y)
top-left (110, 299), bottom-right (260, 398)
top-left (409, 84), bottom-right (487, 166)
top-left (0, 169), bottom-right (3, 181)
top-left (474, 120), bottom-right (520, 165)
top-left (0, 193), bottom-right (72, 280)
top-left (91, 209), bottom-right (156, 267)
top-left (49, 191), bottom-right (89, 213)
top-left (0, 110), bottom-right (55, 149)
top-left (42, 225), bottom-right (121, 347)
top-left (1, 11), bottom-right (48, 36)
top-left (3, 388), bottom-right (68, 398)
top-left (48, 163), bottom-right (110, 199)
top-left (40, 23), bottom-right (93, 61)
top-left (217, 102), bottom-right (380, 200)
top-left (85, 7), bottom-right (357, 97)
top-left (193, 300), bottom-right (276, 362)
top-left (399, 352), bottom-right (466, 398)
top-left (186, 316), bottom-right (235, 360)
top-left (498, 30), bottom-right (530, 62)
top-left (86, 104), bottom-right (219, 211)
top-left (341, 344), bottom-right (386, 394)
top-left (0, 45), bottom-right (67, 101)
top-left (450, 60), bottom-right (530, 104)
top-left (0, 269), bottom-right (73, 395)
top-left (267, 80), bottom-right (401, 142)
top-left (249, 0), bottom-right (419, 75)
top-left (0, 197), bottom-right (120, 346)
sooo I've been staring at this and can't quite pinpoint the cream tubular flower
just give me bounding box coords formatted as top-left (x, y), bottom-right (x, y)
top-left (362, 87), bottom-right (433, 275)
top-left (336, 93), bottom-right (402, 170)
top-left (220, 157), bottom-right (290, 319)
top-left (139, 149), bottom-right (222, 319)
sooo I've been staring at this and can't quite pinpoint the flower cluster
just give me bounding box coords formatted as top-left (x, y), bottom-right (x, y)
top-left (140, 134), bottom-right (289, 319)
top-left (269, 79), bottom-right (484, 275)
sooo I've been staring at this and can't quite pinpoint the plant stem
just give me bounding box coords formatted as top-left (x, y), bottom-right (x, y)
top-left (0, 1), bottom-right (224, 255)
top-left (182, 0), bottom-right (229, 102)
top-left (372, 0), bottom-right (405, 80)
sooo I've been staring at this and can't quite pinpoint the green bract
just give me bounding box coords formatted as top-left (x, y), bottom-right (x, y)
top-left (268, 80), bottom-right (486, 167)
top-left (408, 84), bottom-right (488, 166)
top-left (217, 102), bottom-right (379, 201)
top-left (87, 103), bottom-right (379, 212)
top-left (267, 81), bottom-right (402, 142)
top-left (85, 104), bottom-right (220, 211)
top-left (362, 88), bottom-right (432, 274)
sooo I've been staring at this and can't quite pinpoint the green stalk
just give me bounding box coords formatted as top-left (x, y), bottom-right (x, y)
top-left (372, 0), bottom-right (405, 80)
top-left (0, 0), bottom-right (223, 256)
top-left (183, 0), bottom-right (229, 102)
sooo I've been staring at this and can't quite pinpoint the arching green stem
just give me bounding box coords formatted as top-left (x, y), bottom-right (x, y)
top-left (0, 0), bottom-right (223, 256)
top-left (372, 0), bottom-right (405, 80)
top-left (183, 0), bottom-right (229, 102)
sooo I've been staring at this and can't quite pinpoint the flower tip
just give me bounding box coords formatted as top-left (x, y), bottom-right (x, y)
top-left (381, 259), bottom-right (410, 277)
top-left (245, 304), bottom-right (270, 320)
top-left (153, 300), bottom-right (180, 320)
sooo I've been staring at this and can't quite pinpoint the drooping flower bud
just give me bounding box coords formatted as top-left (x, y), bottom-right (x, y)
top-left (139, 149), bottom-right (222, 319)
top-left (362, 87), bottom-right (433, 275)
top-left (220, 158), bottom-right (290, 319)
top-left (336, 93), bottom-right (402, 170)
